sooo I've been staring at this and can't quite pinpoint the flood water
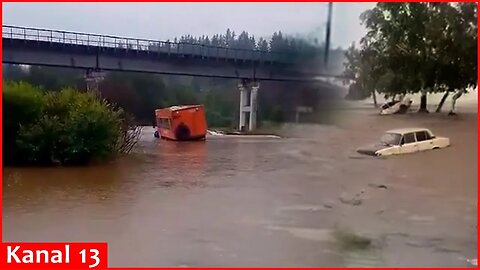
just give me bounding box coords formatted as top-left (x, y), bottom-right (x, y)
top-left (3, 106), bottom-right (477, 267)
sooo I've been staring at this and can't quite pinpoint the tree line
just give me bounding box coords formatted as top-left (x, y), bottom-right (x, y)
top-left (344, 2), bottom-right (477, 113)
top-left (144, 28), bottom-right (345, 70)
top-left (171, 29), bottom-right (319, 55)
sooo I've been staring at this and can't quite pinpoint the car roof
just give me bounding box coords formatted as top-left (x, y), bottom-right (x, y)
top-left (386, 128), bottom-right (432, 134)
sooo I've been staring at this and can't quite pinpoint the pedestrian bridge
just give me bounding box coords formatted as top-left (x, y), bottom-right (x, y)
top-left (2, 25), bottom-right (339, 82)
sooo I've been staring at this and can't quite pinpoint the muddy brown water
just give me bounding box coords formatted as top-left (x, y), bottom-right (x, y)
top-left (3, 106), bottom-right (477, 267)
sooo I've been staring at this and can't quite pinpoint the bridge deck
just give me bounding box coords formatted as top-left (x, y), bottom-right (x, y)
top-left (2, 25), bottom-right (293, 64)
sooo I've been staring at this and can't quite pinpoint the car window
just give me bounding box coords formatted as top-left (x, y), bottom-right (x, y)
top-left (415, 131), bottom-right (427, 141)
top-left (381, 133), bottom-right (402, 145)
top-left (404, 133), bottom-right (416, 144)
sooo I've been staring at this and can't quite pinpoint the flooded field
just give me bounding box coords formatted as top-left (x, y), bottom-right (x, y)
top-left (3, 104), bottom-right (477, 267)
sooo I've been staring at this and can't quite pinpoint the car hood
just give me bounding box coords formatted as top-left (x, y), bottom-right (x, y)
top-left (357, 143), bottom-right (390, 156)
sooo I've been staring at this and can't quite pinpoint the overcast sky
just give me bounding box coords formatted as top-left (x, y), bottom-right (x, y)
top-left (3, 2), bottom-right (375, 49)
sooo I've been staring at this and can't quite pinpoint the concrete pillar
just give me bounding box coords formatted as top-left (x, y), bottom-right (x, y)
top-left (238, 82), bottom-right (248, 131)
top-left (249, 83), bottom-right (259, 131)
top-left (238, 81), bottom-right (260, 132)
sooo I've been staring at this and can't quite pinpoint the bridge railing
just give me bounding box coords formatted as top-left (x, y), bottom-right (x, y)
top-left (3, 25), bottom-right (292, 64)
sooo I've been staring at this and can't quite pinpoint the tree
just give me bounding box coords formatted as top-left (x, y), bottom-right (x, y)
top-left (270, 31), bottom-right (284, 52)
top-left (343, 43), bottom-right (380, 106)
top-left (345, 2), bottom-right (477, 113)
top-left (257, 38), bottom-right (269, 51)
top-left (433, 3), bottom-right (477, 113)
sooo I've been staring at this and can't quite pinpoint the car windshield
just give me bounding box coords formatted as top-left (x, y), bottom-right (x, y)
top-left (380, 133), bottom-right (401, 146)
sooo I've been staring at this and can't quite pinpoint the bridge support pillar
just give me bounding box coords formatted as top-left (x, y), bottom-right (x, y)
top-left (249, 83), bottom-right (259, 131)
top-left (238, 83), bottom-right (248, 131)
top-left (238, 81), bottom-right (259, 132)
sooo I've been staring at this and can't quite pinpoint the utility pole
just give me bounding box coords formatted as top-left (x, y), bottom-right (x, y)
top-left (324, 2), bottom-right (333, 67)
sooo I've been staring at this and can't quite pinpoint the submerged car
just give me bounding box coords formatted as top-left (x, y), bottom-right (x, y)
top-left (357, 128), bottom-right (450, 157)
top-left (380, 98), bottom-right (413, 115)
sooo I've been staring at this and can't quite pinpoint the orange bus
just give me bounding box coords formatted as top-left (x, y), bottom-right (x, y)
top-left (154, 105), bottom-right (207, 141)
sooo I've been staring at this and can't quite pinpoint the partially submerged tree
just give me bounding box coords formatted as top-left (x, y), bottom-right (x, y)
top-left (435, 2), bottom-right (478, 114)
top-left (344, 44), bottom-right (377, 106)
top-left (344, 2), bottom-right (477, 113)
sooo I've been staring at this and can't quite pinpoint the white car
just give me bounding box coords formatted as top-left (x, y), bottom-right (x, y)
top-left (380, 98), bottom-right (413, 115)
top-left (357, 128), bottom-right (450, 156)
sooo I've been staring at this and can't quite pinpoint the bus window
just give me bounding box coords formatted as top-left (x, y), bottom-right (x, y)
top-left (159, 118), bottom-right (171, 130)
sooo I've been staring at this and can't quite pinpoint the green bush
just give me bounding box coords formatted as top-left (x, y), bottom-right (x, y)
top-left (3, 81), bottom-right (45, 163)
top-left (3, 81), bottom-right (126, 166)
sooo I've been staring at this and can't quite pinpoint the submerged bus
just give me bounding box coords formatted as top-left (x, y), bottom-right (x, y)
top-left (154, 105), bottom-right (207, 141)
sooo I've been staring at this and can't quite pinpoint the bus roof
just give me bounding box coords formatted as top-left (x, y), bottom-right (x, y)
top-left (155, 105), bottom-right (203, 113)
top-left (169, 105), bottom-right (203, 111)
